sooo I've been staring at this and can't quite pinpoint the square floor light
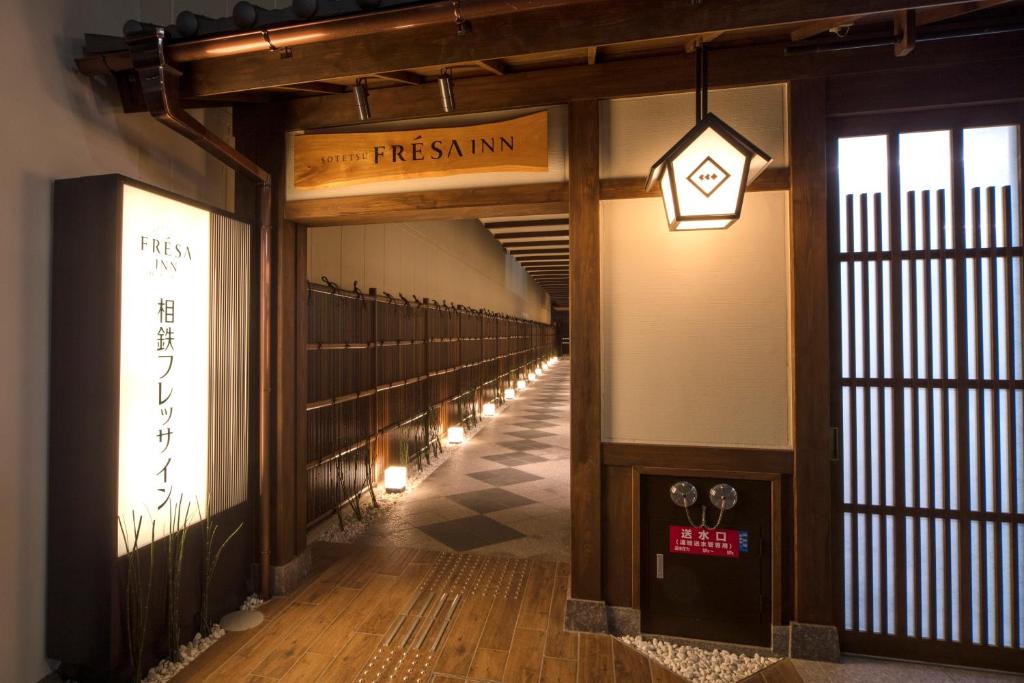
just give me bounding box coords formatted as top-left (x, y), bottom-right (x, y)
top-left (482, 402), bottom-right (496, 417)
top-left (447, 425), bottom-right (465, 444)
top-left (384, 466), bottom-right (407, 493)
top-left (528, 372), bottom-right (537, 382)
top-left (504, 387), bottom-right (516, 400)
top-left (517, 379), bottom-right (527, 390)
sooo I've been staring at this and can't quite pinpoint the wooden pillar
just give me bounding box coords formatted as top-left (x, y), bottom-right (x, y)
top-left (294, 225), bottom-right (307, 547)
top-left (234, 103), bottom-right (307, 577)
top-left (569, 99), bottom-right (602, 601)
top-left (789, 78), bottom-right (834, 627)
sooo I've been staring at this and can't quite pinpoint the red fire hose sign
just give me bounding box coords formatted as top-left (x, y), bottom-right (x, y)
top-left (669, 526), bottom-right (748, 558)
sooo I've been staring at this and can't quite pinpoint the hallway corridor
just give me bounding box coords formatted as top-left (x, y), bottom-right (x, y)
top-left (355, 360), bottom-right (570, 560)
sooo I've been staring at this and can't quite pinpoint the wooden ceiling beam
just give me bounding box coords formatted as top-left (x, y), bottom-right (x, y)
top-left (490, 230), bottom-right (571, 239)
top-left (374, 70), bottom-right (425, 85)
top-left (286, 169), bottom-right (793, 226)
top-left (183, 0), bottom-right (975, 98)
top-left (486, 218), bottom-right (569, 229)
top-left (285, 31), bottom-right (1024, 131)
top-left (289, 182), bottom-right (567, 226)
top-left (497, 239), bottom-right (570, 248)
top-left (598, 168), bottom-right (790, 200)
top-left (586, 46), bottom-right (600, 65)
top-left (789, 15), bottom-right (860, 42)
top-left (685, 31), bottom-right (725, 53)
top-left (476, 59), bottom-right (508, 75)
top-left (894, 9), bottom-right (917, 57)
top-left (275, 81), bottom-right (349, 95)
top-left (917, 0), bottom-right (1010, 25)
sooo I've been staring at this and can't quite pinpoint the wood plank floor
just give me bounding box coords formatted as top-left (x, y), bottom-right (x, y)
top-left (175, 543), bottom-right (683, 682)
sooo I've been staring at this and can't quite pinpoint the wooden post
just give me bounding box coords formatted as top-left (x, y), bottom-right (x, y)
top-left (234, 103), bottom-right (308, 578)
top-left (369, 288), bottom-right (380, 493)
top-left (789, 78), bottom-right (834, 627)
top-left (294, 224), bottom-right (307, 549)
top-left (569, 99), bottom-right (602, 601)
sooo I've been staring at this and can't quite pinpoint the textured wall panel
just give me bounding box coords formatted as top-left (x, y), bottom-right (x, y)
top-left (307, 219), bottom-right (551, 323)
top-left (600, 84), bottom-right (788, 180)
top-left (600, 193), bottom-right (792, 448)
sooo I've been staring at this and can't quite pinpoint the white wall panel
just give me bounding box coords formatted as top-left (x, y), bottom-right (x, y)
top-left (308, 220), bottom-right (551, 322)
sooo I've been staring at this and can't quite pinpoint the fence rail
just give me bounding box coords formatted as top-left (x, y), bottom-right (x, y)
top-left (305, 282), bottom-right (557, 527)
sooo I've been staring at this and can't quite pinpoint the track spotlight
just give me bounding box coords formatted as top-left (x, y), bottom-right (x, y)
top-left (354, 78), bottom-right (371, 121)
top-left (439, 68), bottom-right (455, 113)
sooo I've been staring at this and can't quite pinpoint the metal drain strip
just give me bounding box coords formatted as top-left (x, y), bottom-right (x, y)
top-left (380, 589), bottom-right (461, 652)
top-left (430, 593), bottom-right (461, 652)
top-left (382, 588), bottom-right (428, 647)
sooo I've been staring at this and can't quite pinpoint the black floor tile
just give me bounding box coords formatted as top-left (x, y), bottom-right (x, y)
top-left (482, 452), bottom-right (547, 466)
top-left (416, 514), bottom-right (525, 551)
top-left (499, 439), bottom-right (548, 452)
top-left (448, 487), bottom-right (536, 513)
top-left (467, 467), bottom-right (543, 486)
top-left (507, 428), bottom-right (556, 439)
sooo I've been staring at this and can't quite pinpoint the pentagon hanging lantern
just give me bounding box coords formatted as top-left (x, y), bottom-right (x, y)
top-left (646, 45), bottom-right (772, 231)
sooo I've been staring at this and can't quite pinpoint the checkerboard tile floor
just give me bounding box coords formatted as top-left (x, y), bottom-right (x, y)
top-left (351, 359), bottom-right (570, 561)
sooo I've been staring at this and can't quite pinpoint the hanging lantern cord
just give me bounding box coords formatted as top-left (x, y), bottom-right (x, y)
top-left (695, 42), bottom-right (708, 125)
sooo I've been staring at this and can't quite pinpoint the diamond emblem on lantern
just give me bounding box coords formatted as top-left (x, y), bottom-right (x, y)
top-left (686, 156), bottom-right (731, 198)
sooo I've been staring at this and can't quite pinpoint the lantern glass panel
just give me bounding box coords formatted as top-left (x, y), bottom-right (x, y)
top-left (667, 125), bottom-right (750, 224)
top-left (660, 172), bottom-right (677, 227)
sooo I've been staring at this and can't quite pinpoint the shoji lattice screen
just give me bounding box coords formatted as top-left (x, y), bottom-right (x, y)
top-left (834, 124), bottom-right (1022, 664)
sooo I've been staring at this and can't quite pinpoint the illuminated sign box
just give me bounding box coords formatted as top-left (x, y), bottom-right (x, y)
top-left (118, 184), bottom-right (211, 554)
top-left (47, 175), bottom-right (253, 677)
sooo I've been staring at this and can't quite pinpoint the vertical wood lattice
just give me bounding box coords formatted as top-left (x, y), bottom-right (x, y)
top-left (834, 127), bottom-right (1023, 665)
top-left (304, 283), bottom-right (556, 526)
top-left (208, 213), bottom-right (252, 515)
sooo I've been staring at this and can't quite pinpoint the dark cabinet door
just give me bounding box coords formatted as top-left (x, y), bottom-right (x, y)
top-left (640, 474), bottom-right (772, 646)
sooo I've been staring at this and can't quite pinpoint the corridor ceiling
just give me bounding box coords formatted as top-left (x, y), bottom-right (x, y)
top-left (480, 215), bottom-right (569, 308)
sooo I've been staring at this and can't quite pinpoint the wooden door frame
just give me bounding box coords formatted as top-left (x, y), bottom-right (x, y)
top-left (568, 99), bottom-right (603, 602)
top-left (824, 102), bottom-right (1024, 673)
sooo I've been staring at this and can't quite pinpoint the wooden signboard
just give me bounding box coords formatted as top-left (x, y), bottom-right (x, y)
top-left (293, 111), bottom-right (549, 189)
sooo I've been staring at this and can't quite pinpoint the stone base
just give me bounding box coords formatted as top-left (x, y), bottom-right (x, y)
top-left (564, 597), bottom-right (609, 633)
top-left (771, 625), bottom-right (791, 657)
top-left (788, 622), bottom-right (840, 662)
top-left (607, 605), bottom-right (641, 635)
top-left (270, 547), bottom-right (312, 595)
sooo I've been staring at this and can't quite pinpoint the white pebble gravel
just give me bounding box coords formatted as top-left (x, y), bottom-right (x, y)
top-left (310, 414), bottom-right (491, 545)
top-left (141, 625), bottom-right (225, 683)
top-left (619, 635), bottom-right (779, 683)
top-left (239, 593), bottom-right (265, 611)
